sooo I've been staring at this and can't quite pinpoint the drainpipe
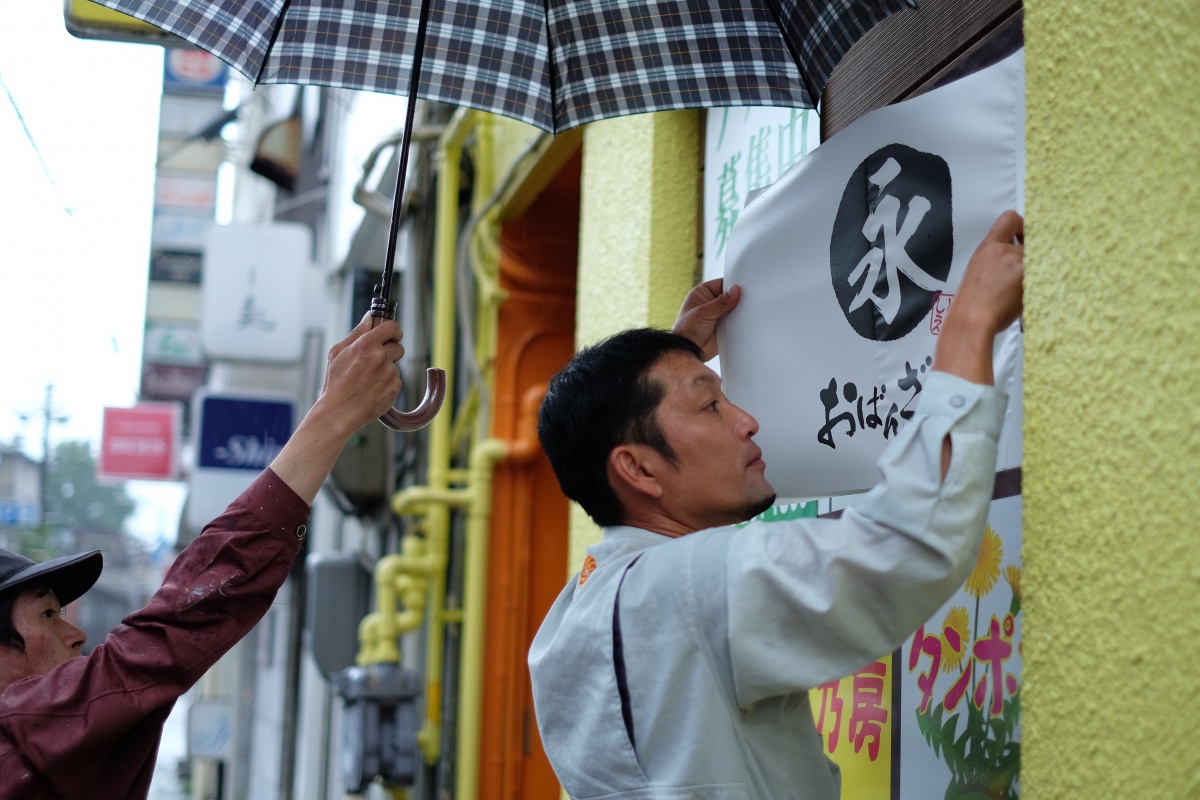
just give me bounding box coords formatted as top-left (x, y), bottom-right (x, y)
top-left (454, 385), bottom-right (545, 800)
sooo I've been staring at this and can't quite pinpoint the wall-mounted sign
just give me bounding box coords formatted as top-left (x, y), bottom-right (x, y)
top-left (141, 362), bottom-right (209, 403)
top-left (188, 700), bottom-right (234, 760)
top-left (720, 51), bottom-right (1025, 499)
top-left (152, 214), bottom-right (214, 252)
top-left (200, 223), bottom-right (311, 363)
top-left (144, 322), bottom-right (205, 365)
top-left (98, 404), bottom-right (181, 480)
top-left (713, 51), bottom-right (1027, 800)
top-left (186, 390), bottom-right (295, 529)
top-left (163, 50), bottom-right (228, 96)
top-left (149, 249), bottom-right (204, 285)
top-left (154, 171), bottom-right (218, 215)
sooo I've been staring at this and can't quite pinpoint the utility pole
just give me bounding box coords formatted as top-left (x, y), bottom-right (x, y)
top-left (20, 385), bottom-right (69, 539)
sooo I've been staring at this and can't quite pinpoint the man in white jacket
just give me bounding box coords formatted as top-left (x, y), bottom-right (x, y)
top-left (529, 212), bottom-right (1025, 799)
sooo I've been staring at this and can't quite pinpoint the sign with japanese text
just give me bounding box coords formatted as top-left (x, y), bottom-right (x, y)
top-left (200, 223), bottom-right (311, 363)
top-left (719, 51), bottom-right (1025, 498)
top-left (803, 496), bottom-right (1022, 800)
top-left (703, 106), bottom-right (821, 283)
top-left (98, 404), bottom-right (180, 480)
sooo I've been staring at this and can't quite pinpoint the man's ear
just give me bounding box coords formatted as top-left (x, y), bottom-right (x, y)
top-left (607, 444), bottom-right (664, 501)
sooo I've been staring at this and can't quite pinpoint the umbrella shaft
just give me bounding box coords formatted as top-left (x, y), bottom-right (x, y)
top-left (374, 0), bottom-right (435, 318)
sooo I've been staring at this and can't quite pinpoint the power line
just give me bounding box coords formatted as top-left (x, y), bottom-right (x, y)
top-left (0, 66), bottom-right (73, 216)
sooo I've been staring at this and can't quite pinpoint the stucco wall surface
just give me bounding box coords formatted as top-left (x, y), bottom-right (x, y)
top-left (1023, 1), bottom-right (1200, 796)
top-left (568, 110), bottom-right (701, 570)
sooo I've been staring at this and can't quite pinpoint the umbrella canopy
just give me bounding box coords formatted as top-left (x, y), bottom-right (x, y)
top-left (96, 0), bottom-right (912, 134)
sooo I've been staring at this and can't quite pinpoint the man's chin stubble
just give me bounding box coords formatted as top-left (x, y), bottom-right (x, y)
top-left (735, 493), bottom-right (777, 524)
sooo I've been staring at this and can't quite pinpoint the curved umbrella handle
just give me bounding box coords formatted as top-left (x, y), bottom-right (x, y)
top-left (369, 308), bottom-right (447, 432)
top-left (378, 367), bottom-right (447, 432)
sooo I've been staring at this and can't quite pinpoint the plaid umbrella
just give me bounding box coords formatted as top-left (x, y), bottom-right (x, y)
top-left (96, 0), bottom-right (912, 134)
top-left (96, 0), bottom-right (912, 430)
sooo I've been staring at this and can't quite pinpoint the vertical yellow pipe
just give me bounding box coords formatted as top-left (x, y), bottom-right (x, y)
top-left (419, 113), bottom-right (470, 756)
top-left (455, 113), bottom-right (501, 800)
top-left (455, 440), bottom-right (508, 800)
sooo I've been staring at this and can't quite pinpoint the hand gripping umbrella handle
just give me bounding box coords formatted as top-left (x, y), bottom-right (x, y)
top-left (370, 305), bottom-right (447, 432)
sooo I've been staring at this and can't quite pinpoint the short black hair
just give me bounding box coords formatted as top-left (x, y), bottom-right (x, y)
top-left (538, 328), bottom-right (704, 527)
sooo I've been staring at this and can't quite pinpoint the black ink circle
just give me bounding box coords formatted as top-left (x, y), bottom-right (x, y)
top-left (829, 144), bottom-right (953, 342)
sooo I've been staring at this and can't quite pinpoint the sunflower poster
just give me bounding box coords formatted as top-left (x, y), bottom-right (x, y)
top-left (806, 495), bottom-right (1022, 799)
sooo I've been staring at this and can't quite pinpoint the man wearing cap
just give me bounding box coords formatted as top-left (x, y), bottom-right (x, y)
top-left (0, 315), bottom-right (405, 799)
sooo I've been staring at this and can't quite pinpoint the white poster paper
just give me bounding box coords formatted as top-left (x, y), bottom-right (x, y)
top-left (720, 51), bottom-right (1025, 498)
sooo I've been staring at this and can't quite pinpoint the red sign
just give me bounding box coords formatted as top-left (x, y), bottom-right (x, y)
top-left (99, 404), bottom-right (180, 480)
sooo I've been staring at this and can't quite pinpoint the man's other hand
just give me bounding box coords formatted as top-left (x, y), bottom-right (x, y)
top-left (671, 278), bottom-right (741, 361)
top-left (933, 211), bottom-right (1025, 386)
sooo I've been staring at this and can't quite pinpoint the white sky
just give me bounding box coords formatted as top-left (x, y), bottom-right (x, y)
top-left (1, 3), bottom-right (183, 544)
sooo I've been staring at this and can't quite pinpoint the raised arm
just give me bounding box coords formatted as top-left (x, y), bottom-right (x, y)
top-left (932, 211), bottom-right (1024, 477)
top-left (933, 211), bottom-right (1025, 385)
top-left (270, 314), bottom-right (406, 503)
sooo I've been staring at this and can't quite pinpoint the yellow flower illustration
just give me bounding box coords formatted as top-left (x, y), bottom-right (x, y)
top-left (941, 606), bottom-right (971, 672)
top-left (1004, 563), bottom-right (1022, 601)
top-left (965, 526), bottom-right (1003, 599)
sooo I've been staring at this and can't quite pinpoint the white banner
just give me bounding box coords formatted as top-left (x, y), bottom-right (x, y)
top-left (720, 51), bottom-right (1025, 498)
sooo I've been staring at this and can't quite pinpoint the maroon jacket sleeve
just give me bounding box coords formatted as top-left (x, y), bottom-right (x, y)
top-left (0, 468), bottom-right (309, 799)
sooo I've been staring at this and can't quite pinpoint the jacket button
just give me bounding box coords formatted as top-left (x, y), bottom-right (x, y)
top-left (296, 524), bottom-right (307, 539)
top-left (949, 395), bottom-right (966, 408)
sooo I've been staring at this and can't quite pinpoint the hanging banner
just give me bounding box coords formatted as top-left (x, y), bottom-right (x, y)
top-left (720, 51), bottom-right (1025, 499)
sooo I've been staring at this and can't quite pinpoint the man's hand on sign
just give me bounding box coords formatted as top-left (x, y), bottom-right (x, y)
top-left (672, 278), bottom-right (742, 361)
top-left (933, 211), bottom-right (1025, 387)
top-left (930, 210), bottom-right (1024, 480)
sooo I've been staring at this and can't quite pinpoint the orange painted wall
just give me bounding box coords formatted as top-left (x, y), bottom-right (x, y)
top-left (478, 152), bottom-right (580, 800)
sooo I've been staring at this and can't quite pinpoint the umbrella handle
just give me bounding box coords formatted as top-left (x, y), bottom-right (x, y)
top-left (379, 367), bottom-right (446, 432)
top-left (370, 305), bottom-right (447, 432)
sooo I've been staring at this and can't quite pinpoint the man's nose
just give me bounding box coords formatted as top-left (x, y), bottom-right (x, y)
top-left (67, 624), bottom-right (87, 651)
top-left (735, 404), bottom-right (759, 438)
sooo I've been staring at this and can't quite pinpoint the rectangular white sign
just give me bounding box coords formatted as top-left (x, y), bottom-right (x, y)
top-left (720, 51), bottom-right (1025, 498)
top-left (200, 223), bottom-right (311, 363)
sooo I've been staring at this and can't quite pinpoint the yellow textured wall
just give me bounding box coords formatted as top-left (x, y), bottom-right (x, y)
top-left (1023, 1), bottom-right (1200, 796)
top-left (567, 110), bottom-right (701, 571)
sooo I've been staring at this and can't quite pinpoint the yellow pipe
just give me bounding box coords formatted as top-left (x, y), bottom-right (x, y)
top-left (453, 438), bottom-right (507, 800)
top-left (409, 109), bottom-right (477, 763)
top-left (357, 539), bottom-right (430, 665)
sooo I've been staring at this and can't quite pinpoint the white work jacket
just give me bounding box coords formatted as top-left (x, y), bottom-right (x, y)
top-left (529, 372), bottom-right (1007, 799)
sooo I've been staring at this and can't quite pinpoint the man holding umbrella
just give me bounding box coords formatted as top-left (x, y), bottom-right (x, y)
top-left (0, 315), bottom-right (406, 799)
top-left (530, 212), bottom-right (1025, 799)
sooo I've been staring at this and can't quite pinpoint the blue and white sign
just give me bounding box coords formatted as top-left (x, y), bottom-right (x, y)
top-left (0, 501), bottom-right (39, 527)
top-left (197, 395), bottom-right (293, 471)
top-left (187, 390), bottom-right (296, 529)
top-left (188, 699), bottom-right (234, 760)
